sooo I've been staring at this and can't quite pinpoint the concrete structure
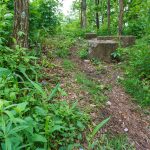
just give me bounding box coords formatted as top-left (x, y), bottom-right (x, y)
top-left (85, 33), bottom-right (97, 39)
top-left (86, 34), bottom-right (136, 62)
top-left (88, 39), bottom-right (118, 62)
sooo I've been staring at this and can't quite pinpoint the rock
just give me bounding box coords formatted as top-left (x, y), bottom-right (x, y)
top-left (90, 104), bottom-right (96, 107)
top-left (124, 128), bottom-right (129, 132)
top-left (41, 80), bottom-right (48, 85)
top-left (88, 40), bottom-right (118, 62)
top-left (106, 101), bottom-right (112, 106)
top-left (84, 60), bottom-right (90, 63)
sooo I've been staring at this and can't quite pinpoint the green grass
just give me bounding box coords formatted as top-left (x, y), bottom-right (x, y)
top-left (77, 48), bottom-right (89, 59)
top-left (99, 134), bottom-right (135, 150)
top-left (55, 48), bottom-right (70, 58)
top-left (62, 59), bottom-right (76, 71)
top-left (121, 78), bottom-right (150, 106)
top-left (75, 72), bottom-right (106, 105)
top-left (119, 38), bottom-right (150, 107)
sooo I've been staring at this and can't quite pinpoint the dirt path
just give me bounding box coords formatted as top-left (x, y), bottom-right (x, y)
top-left (69, 45), bottom-right (150, 150)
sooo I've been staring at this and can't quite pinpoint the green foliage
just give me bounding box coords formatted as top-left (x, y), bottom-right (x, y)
top-left (122, 78), bottom-right (150, 106)
top-left (76, 39), bottom-right (89, 59)
top-left (48, 101), bottom-right (89, 149)
top-left (124, 0), bottom-right (149, 37)
top-left (86, 117), bottom-right (110, 150)
top-left (0, 40), bottom-right (89, 149)
top-left (61, 22), bottom-right (89, 38)
top-left (27, 0), bottom-right (61, 51)
top-left (0, 44), bottom-right (39, 81)
top-left (62, 59), bottom-right (76, 71)
top-left (119, 38), bottom-right (150, 106)
top-left (42, 35), bottom-right (75, 58)
top-left (30, 0), bottom-right (59, 35)
top-left (91, 58), bottom-right (101, 66)
top-left (76, 73), bottom-right (106, 105)
top-left (77, 48), bottom-right (89, 59)
top-left (0, 0), bottom-right (13, 43)
top-left (55, 39), bottom-right (73, 58)
top-left (111, 48), bottom-right (122, 61)
top-left (1, 0), bottom-right (149, 148)
top-left (99, 134), bottom-right (135, 150)
top-left (56, 48), bottom-right (70, 58)
top-left (90, 117), bottom-right (110, 139)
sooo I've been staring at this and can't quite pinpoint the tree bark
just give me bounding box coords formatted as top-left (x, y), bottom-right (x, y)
top-left (107, 0), bottom-right (110, 34)
top-left (95, 0), bottom-right (100, 29)
top-left (13, 0), bottom-right (29, 48)
top-left (118, 0), bottom-right (124, 35)
top-left (81, 0), bottom-right (87, 28)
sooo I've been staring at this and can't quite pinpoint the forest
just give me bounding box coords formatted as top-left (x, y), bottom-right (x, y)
top-left (0, 0), bottom-right (150, 149)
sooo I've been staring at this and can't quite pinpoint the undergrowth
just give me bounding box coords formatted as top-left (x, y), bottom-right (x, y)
top-left (0, 40), bottom-right (89, 149)
top-left (62, 59), bottom-right (76, 71)
top-left (99, 134), bottom-right (135, 150)
top-left (42, 35), bottom-right (76, 58)
top-left (75, 72), bottom-right (107, 105)
top-left (119, 36), bottom-right (150, 107)
top-left (76, 38), bottom-right (89, 59)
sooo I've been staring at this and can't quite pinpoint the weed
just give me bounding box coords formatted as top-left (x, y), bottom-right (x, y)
top-left (0, 42), bottom-right (89, 149)
top-left (56, 48), bottom-right (70, 58)
top-left (48, 100), bottom-right (89, 149)
top-left (86, 117), bottom-right (110, 149)
top-left (91, 58), bottom-right (101, 66)
top-left (43, 36), bottom-right (75, 58)
top-left (77, 48), bottom-right (89, 59)
top-left (121, 78), bottom-right (150, 106)
top-left (99, 134), bottom-right (135, 150)
top-left (111, 49), bottom-right (122, 61)
top-left (75, 73), bottom-right (106, 105)
top-left (119, 38), bottom-right (150, 107)
top-left (62, 59), bottom-right (76, 71)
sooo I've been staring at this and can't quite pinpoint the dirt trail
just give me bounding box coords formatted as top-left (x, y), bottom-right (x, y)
top-left (69, 46), bottom-right (150, 150)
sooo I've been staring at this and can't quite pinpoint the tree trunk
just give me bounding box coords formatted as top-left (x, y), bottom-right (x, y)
top-left (118, 0), bottom-right (124, 35)
top-left (107, 0), bottom-right (110, 34)
top-left (13, 0), bottom-right (29, 48)
top-left (95, 0), bottom-right (100, 29)
top-left (81, 0), bottom-right (87, 28)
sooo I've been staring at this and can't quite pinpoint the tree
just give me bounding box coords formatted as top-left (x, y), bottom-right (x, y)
top-left (81, 0), bottom-right (87, 28)
top-left (13, 0), bottom-right (29, 48)
top-left (118, 0), bottom-right (124, 35)
top-left (95, 0), bottom-right (100, 29)
top-left (107, 0), bottom-right (110, 34)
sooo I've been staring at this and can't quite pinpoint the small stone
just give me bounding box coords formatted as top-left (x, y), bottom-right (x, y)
top-left (124, 128), bottom-right (128, 132)
top-left (41, 80), bottom-right (48, 85)
top-left (117, 76), bottom-right (120, 79)
top-left (84, 60), bottom-right (90, 63)
top-left (90, 104), bottom-right (96, 107)
top-left (106, 101), bottom-right (112, 106)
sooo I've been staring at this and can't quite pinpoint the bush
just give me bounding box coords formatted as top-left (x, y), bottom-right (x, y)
top-left (0, 41), bottom-right (89, 149)
top-left (120, 38), bottom-right (150, 107)
top-left (77, 48), bottom-right (89, 59)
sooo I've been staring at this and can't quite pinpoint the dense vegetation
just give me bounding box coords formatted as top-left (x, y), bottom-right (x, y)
top-left (0, 0), bottom-right (149, 149)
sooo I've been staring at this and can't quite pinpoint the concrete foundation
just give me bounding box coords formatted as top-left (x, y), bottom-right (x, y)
top-left (97, 36), bottom-right (136, 47)
top-left (88, 39), bottom-right (119, 62)
top-left (85, 33), bottom-right (97, 39)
